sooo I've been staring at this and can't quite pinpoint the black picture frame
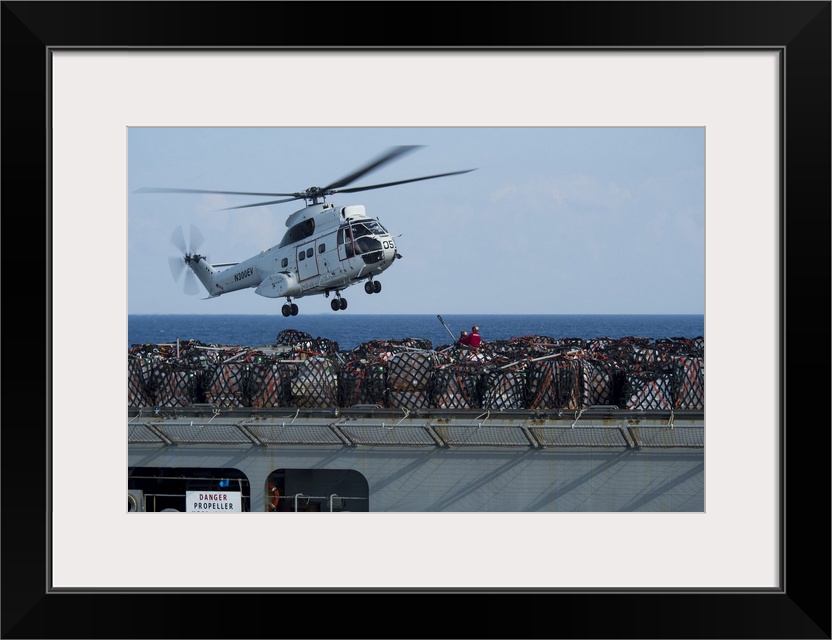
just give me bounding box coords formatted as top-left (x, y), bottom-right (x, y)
top-left (3, 2), bottom-right (829, 638)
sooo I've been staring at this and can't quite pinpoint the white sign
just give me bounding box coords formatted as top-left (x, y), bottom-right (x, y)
top-left (186, 491), bottom-right (242, 513)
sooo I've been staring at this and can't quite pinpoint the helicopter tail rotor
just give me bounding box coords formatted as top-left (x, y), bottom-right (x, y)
top-left (169, 224), bottom-right (205, 296)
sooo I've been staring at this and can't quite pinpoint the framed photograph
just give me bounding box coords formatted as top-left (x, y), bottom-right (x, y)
top-left (4, 2), bottom-right (828, 638)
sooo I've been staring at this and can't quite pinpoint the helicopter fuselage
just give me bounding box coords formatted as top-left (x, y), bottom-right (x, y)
top-left (151, 145), bottom-right (473, 315)
top-left (185, 202), bottom-right (399, 309)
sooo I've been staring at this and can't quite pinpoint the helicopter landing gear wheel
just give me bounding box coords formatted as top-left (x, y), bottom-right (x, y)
top-left (282, 299), bottom-right (299, 317)
top-left (373, 280), bottom-right (382, 293)
top-left (365, 281), bottom-right (374, 294)
top-left (331, 293), bottom-right (348, 311)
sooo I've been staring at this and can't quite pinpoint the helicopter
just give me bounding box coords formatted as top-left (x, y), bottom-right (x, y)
top-left (137, 146), bottom-right (474, 316)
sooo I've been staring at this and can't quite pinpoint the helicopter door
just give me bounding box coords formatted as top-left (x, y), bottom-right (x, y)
top-left (296, 241), bottom-right (319, 281)
top-left (337, 226), bottom-right (350, 261)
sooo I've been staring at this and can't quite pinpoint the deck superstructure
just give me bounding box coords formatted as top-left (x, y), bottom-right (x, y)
top-left (128, 405), bottom-right (704, 512)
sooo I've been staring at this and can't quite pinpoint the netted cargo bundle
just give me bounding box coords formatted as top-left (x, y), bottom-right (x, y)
top-left (350, 338), bottom-right (433, 363)
top-left (275, 328), bottom-right (316, 351)
top-left (526, 355), bottom-right (589, 411)
top-left (387, 389), bottom-right (432, 410)
top-left (430, 363), bottom-right (486, 409)
top-left (592, 339), bottom-right (639, 368)
top-left (586, 337), bottom-right (616, 354)
top-left (553, 337), bottom-right (587, 349)
top-left (180, 348), bottom-right (221, 372)
top-left (348, 341), bottom-right (392, 363)
top-left (289, 356), bottom-right (339, 408)
top-left (203, 362), bottom-right (251, 407)
top-left (481, 367), bottom-right (528, 410)
top-left (584, 356), bottom-right (624, 406)
top-left (622, 365), bottom-right (674, 410)
top-left (479, 339), bottom-right (536, 363)
top-left (311, 337), bottom-right (340, 357)
top-left (247, 359), bottom-right (299, 408)
top-left (387, 351), bottom-right (437, 392)
top-left (339, 359), bottom-right (388, 407)
top-left (692, 336), bottom-right (705, 354)
top-left (671, 356), bottom-right (704, 410)
top-left (150, 362), bottom-right (203, 407)
top-left (654, 337), bottom-right (696, 357)
top-left (128, 356), bottom-right (155, 407)
top-left (633, 345), bottom-right (674, 367)
top-left (510, 335), bottom-right (559, 353)
top-left (397, 338), bottom-right (433, 351)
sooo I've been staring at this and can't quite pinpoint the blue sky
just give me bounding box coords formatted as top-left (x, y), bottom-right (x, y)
top-left (128, 126), bottom-right (704, 315)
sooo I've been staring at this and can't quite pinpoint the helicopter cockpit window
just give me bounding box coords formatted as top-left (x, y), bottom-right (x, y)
top-left (358, 220), bottom-right (387, 235)
top-left (338, 226), bottom-right (356, 258)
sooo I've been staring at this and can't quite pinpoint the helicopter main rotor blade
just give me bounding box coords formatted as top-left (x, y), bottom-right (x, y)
top-left (136, 187), bottom-right (298, 198)
top-left (321, 145), bottom-right (423, 192)
top-left (331, 168), bottom-right (476, 195)
top-left (217, 195), bottom-right (305, 211)
top-left (138, 146), bottom-right (472, 210)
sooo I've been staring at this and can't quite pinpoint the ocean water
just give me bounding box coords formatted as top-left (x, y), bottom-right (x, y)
top-left (128, 314), bottom-right (704, 353)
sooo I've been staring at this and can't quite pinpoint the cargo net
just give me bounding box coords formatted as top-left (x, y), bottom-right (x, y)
top-left (203, 354), bottom-right (339, 408)
top-left (526, 354), bottom-right (589, 411)
top-left (671, 356), bottom-right (705, 410)
top-left (622, 364), bottom-right (675, 410)
top-left (481, 366), bottom-right (528, 410)
top-left (128, 341), bottom-right (214, 408)
top-left (348, 338), bottom-right (433, 363)
top-left (584, 356), bottom-right (625, 406)
top-left (431, 363), bottom-right (487, 409)
top-left (275, 329), bottom-right (340, 358)
top-left (387, 351), bottom-right (437, 391)
top-left (150, 362), bottom-right (203, 407)
top-left (288, 356), bottom-right (340, 408)
top-left (128, 335), bottom-right (704, 411)
top-left (246, 360), bottom-right (300, 408)
top-left (339, 359), bottom-right (388, 407)
top-left (479, 339), bottom-right (538, 363)
top-left (128, 356), bottom-right (155, 407)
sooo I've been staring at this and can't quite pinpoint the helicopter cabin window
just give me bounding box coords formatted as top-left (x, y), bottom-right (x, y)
top-left (281, 258), bottom-right (288, 268)
top-left (279, 218), bottom-right (316, 248)
top-left (306, 248), bottom-right (313, 258)
top-left (298, 251), bottom-right (305, 262)
top-left (318, 244), bottom-right (326, 254)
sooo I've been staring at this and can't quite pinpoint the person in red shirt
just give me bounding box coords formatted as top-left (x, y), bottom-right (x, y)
top-left (468, 325), bottom-right (482, 350)
top-left (457, 330), bottom-right (469, 346)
